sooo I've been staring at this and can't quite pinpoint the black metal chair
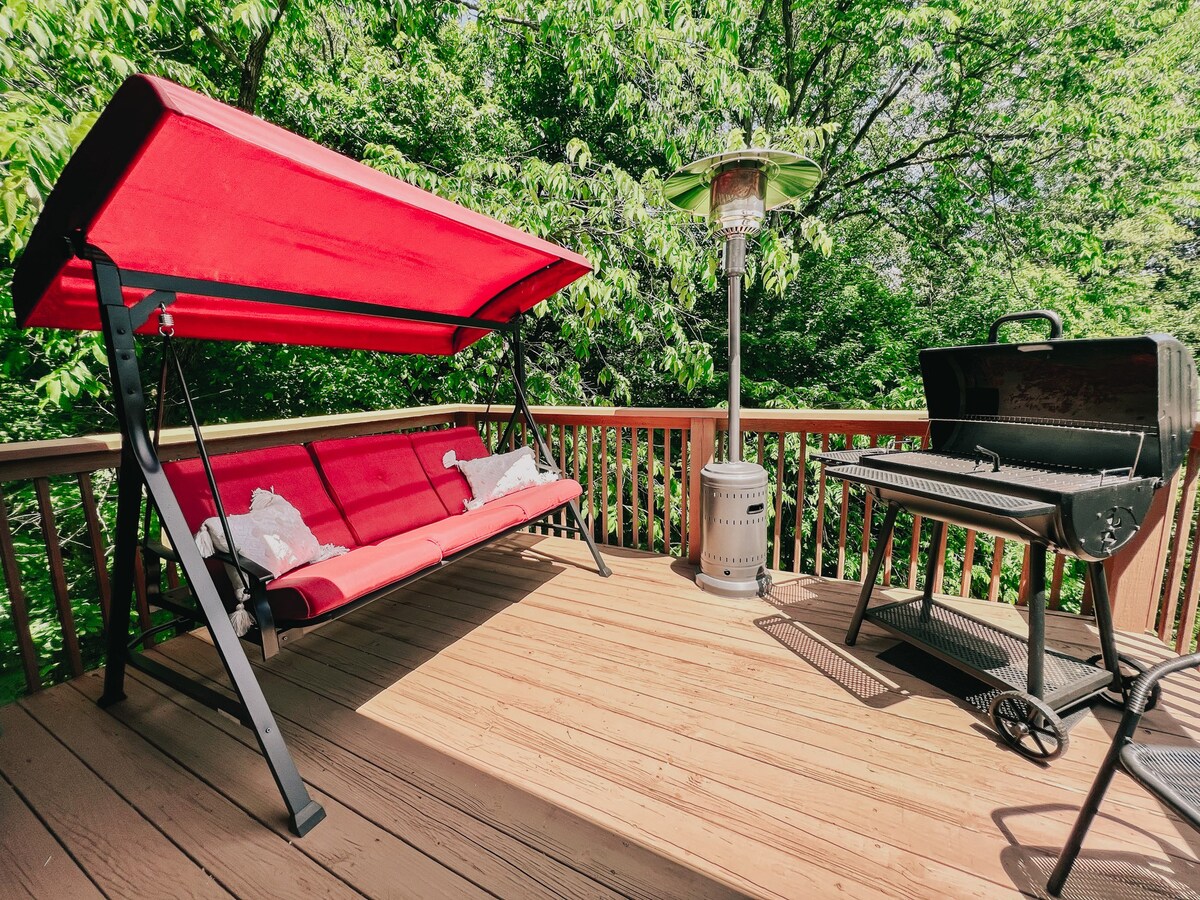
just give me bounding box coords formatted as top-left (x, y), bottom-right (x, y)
top-left (1048, 650), bottom-right (1200, 895)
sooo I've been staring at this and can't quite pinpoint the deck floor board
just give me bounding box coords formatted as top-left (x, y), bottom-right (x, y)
top-left (4, 534), bottom-right (1200, 898)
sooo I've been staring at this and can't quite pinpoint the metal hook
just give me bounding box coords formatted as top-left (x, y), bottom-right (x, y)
top-left (157, 303), bottom-right (175, 337)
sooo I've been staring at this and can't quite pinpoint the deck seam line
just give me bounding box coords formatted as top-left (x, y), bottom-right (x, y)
top-left (146, 645), bottom-right (637, 900)
top-left (14, 695), bottom-right (242, 899)
top-left (61, 678), bottom-right (371, 900)
top-left (118, 667), bottom-right (513, 900)
top-left (0, 744), bottom-right (115, 900)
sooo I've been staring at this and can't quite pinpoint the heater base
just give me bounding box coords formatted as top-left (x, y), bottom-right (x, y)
top-left (696, 570), bottom-right (768, 599)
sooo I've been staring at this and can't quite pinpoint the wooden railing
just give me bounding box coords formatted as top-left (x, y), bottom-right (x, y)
top-left (3, 404), bottom-right (1199, 703)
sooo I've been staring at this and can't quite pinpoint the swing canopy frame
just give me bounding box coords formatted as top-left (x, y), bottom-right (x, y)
top-left (12, 74), bottom-right (606, 840)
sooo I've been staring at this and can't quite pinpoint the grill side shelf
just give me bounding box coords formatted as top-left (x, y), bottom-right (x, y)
top-left (865, 598), bottom-right (1111, 709)
top-left (827, 464), bottom-right (1056, 518)
top-left (812, 448), bottom-right (899, 466)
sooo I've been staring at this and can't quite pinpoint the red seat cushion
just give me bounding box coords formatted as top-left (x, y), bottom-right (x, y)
top-left (266, 532), bottom-right (441, 621)
top-left (400, 503), bottom-right (525, 557)
top-left (408, 426), bottom-right (491, 514)
top-left (498, 479), bottom-right (582, 519)
top-left (309, 433), bottom-right (447, 544)
top-left (162, 445), bottom-right (356, 549)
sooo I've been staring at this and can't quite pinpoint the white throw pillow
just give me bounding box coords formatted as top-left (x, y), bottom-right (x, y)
top-left (193, 488), bottom-right (348, 578)
top-left (443, 446), bottom-right (558, 511)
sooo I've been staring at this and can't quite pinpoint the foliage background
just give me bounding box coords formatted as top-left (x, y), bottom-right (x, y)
top-left (1, 0), bottom-right (1198, 697)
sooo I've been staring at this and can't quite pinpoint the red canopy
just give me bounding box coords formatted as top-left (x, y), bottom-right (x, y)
top-left (13, 75), bottom-right (590, 354)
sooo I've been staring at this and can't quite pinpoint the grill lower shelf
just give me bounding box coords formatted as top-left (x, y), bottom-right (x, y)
top-left (866, 598), bottom-right (1112, 710)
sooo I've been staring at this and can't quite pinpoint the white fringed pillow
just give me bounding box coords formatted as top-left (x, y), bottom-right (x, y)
top-left (193, 488), bottom-right (348, 578)
top-left (443, 446), bottom-right (558, 511)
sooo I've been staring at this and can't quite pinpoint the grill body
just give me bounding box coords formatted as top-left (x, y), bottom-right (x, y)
top-left (822, 331), bottom-right (1196, 560)
top-left (696, 461), bottom-right (768, 598)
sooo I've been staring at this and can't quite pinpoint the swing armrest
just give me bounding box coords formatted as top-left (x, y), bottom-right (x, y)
top-left (143, 540), bottom-right (180, 562)
top-left (143, 541), bottom-right (271, 584)
top-left (210, 550), bottom-right (275, 584)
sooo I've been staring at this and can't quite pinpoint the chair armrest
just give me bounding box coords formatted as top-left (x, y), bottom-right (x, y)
top-left (1128, 651), bottom-right (1200, 714)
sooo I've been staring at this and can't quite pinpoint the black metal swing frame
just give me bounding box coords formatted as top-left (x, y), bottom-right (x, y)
top-left (85, 244), bottom-right (611, 838)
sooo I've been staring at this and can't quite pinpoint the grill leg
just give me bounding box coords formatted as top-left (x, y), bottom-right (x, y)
top-left (1087, 561), bottom-right (1124, 692)
top-left (1027, 543), bottom-right (1048, 702)
top-left (918, 519), bottom-right (945, 624)
top-left (846, 502), bottom-right (899, 646)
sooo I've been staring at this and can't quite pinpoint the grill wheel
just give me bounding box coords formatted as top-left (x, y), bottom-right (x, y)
top-left (1086, 653), bottom-right (1162, 712)
top-left (989, 691), bottom-right (1069, 760)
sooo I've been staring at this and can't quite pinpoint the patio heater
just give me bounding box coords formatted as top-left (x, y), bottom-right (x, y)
top-left (664, 149), bottom-right (822, 597)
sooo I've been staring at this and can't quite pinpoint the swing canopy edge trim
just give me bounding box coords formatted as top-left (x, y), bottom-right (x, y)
top-left (12, 73), bottom-right (592, 355)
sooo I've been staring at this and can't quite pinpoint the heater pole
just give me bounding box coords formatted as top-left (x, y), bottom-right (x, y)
top-left (724, 233), bottom-right (747, 463)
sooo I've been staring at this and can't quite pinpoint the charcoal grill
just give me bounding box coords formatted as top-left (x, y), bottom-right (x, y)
top-left (818, 311), bottom-right (1197, 759)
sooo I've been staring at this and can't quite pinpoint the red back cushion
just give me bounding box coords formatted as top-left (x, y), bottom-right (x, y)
top-left (409, 426), bottom-right (491, 514)
top-left (162, 445), bottom-right (356, 548)
top-left (308, 433), bottom-right (448, 544)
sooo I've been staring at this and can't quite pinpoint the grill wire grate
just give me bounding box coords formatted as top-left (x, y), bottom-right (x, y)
top-left (831, 465), bottom-right (1054, 515)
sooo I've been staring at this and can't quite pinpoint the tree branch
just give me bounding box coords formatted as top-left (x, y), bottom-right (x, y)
top-left (191, 13), bottom-right (242, 69)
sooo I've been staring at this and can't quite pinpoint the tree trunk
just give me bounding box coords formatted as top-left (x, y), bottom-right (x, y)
top-left (235, 0), bottom-right (291, 113)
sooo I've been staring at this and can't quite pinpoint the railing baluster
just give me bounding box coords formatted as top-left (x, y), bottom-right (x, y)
top-left (558, 425), bottom-right (568, 529)
top-left (959, 529), bottom-right (976, 599)
top-left (836, 434), bottom-right (854, 580)
top-left (572, 425), bottom-right (581, 540)
top-left (1016, 543), bottom-right (1031, 606)
top-left (772, 432), bottom-right (785, 571)
top-left (615, 426), bottom-right (625, 547)
top-left (586, 425), bottom-right (595, 540)
top-left (1050, 553), bottom-right (1065, 609)
top-left (930, 519), bottom-right (949, 595)
top-left (1176, 555), bottom-right (1200, 653)
top-left (600, 426), bottom-right (610, 544)
top-left (133, 550), bottom-right (154, 644)
top-left (77, 472), bottom-right (112, 625)
top-left (792, 433), bottom-right (806, 574)
top-left (680, 426), bottom-right (689, 558)
top-left (34, 477), bottom-right (84, 677)
top-left (647, 427), bottom-right (656, 551)
top-left (662, 429), bottom-right (672, 556)
top-left (987, 537), bottom-right (1005, 602)
top-left (0, 491), bottom-right (41, 692)
top-left (631, 427), bottom-right (640, 549)
top-left (1159, 447), bottom-right (1200, 641)
top-left (859, 435), bottom-right (878, 581)
top-left (814, 433), bottom-right (830, 576)
top-left (907, 432), bottom-right (931, 591)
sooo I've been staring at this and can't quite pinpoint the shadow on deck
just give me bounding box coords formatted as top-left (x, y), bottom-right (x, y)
top-left (3, 533), bottom-right (1200, 899)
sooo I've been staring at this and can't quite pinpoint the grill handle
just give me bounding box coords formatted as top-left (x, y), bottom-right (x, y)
top-left (987, 309), bottom-right (1064, 343)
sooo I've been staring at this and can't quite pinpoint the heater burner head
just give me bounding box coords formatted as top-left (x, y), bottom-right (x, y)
top-left (662, 148), bottom-right (822, 233)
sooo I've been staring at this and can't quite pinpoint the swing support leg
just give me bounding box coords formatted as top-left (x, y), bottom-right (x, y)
top-left (98, 445), bottom-right (141, 707)
top-left (503, 322), bottom-right (611, 577)
top-left (94, 257), bottom-right (325, 837)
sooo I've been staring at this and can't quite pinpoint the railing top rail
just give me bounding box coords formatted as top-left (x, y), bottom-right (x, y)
top-left (0, 404), bottom-right (467, 479)
top-left (0, 404), bottom-right (933, 476)
top-left (6, 403), bottom-right (1199, 482)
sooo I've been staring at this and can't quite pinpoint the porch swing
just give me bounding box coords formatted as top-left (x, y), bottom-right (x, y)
top-left (12, 74), bottom-right (609, 836)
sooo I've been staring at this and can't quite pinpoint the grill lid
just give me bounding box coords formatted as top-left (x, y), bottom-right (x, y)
top-left (920, 314), bottom-right (1196, 481)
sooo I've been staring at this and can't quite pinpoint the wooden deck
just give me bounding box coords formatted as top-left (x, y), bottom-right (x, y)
top-left (3, 534), bottom-right (1200, 899)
